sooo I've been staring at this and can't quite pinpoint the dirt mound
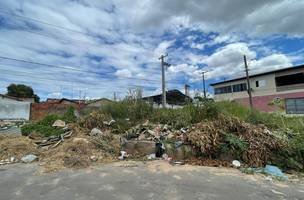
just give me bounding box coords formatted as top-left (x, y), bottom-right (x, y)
top-left (0, 135), bottom-right (40, 160)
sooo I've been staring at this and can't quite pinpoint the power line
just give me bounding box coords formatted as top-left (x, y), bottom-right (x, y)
top-left (0, 9), bottom-right (88, 36)
top-left (0, 11), bottom-right (185, 76)
top-left (0, 11), bottom-right (190, 80)
top-left (0, 55), bottom-right (166, 83)
top-left (0, 66), bottom-right (160, 89)
top-left (1, 70), bottom-right (162, 99)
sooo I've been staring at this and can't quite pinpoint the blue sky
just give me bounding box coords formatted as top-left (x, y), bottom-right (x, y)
top-left (0, 0), bottom-right (303, 100)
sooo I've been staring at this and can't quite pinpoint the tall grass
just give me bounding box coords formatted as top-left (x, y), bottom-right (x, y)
top-left (217, 101), bottom-right (304, 133)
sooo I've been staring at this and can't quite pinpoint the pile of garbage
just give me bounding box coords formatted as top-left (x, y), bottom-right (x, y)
top-left (123, 121), bottom-right (184, 141)
top-left (186, 115), bottom-right (286, 167)
top-left (0, 116), bottom-right (119, 171)
top-left (0, 110), bottom-right (296, 178)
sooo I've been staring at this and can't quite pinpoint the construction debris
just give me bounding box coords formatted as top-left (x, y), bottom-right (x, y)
top-left (21, 154), bottom-right (38, 163)
top-left (103, 119), bottom-right (116, 126)
top-left (90, 128), bottom-right (103, 136)
top-left (52, 120), bottom-right (66, 128)
top-left (0, 109), bottom-right (299, 175)
top-left (34, 127), bottom-right (73, 149)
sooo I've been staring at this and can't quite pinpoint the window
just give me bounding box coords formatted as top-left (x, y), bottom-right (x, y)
top-left (232, 83), bottom-right (247, 92)
top-left (256, 80), bottom-right (266, 87)
top-left (214, 85), bottom-right (232, 94)
top-left (285, 98), bottom-right (304, 114)
top-left (275, 73), bottom-right (304, 87)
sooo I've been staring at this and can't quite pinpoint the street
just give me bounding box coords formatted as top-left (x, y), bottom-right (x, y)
top-left (0, 161), bottom-right (303, 200)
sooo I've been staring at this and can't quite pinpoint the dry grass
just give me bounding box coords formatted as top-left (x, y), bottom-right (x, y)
top-left (40, 125), bottom-right (118, 172)
top-left (0, 135), bottom-right (40, 160)
top-left (186, 115), bottom-right (285, 167)
top-left (0, 124), bottom-right (118, 172)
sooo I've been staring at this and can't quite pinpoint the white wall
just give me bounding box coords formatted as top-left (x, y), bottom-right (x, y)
top-left (0, 98), bottom-right (31, 120)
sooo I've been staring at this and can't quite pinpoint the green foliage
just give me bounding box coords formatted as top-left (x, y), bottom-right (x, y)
top-left (6, 83), bottom-right (40, 102)
top-left (21, 123), bottom-right (64, 137)
top-left (21, 107), bottom-right (76, 137)
top-left (20, 124), bottom-right (37, 136)
top-left (63, 106), bottom-right (77, 123)
top-left (37, 114), bottom-right (61, 126)
top-left (100, 100), bottom-right (152, 124)
top-left (288, 133), bottom-right (304, 170)
top-left (219, 133), bottom-right (248, 159)
top-left (217, 101), bottom-right (304, 133)
top-left (272, 135), bottom-right (304, 171)
top-left (150, 108), bottom-right (191, 129)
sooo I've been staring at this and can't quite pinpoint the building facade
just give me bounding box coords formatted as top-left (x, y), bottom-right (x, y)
top-left (211, 65), bottom-right (304, 114)
top-left (142, 90), bottom-right (192, 108)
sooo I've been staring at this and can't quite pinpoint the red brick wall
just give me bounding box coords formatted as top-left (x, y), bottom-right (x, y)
top-left (30, 102), bottom-right (86, 121)
top-left (234, 91), bottom-right (304, 112)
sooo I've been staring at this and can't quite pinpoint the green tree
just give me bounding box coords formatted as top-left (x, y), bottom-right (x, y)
top-left (6, 84), bottom-right (40, 102)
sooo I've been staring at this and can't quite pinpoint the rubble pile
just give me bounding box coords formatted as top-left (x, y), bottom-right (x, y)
top-left (123, 121), bottom-right (185, 142)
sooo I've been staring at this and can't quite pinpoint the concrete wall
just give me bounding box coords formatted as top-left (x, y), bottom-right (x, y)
top-left (0, 98), bottom-right (31, 120)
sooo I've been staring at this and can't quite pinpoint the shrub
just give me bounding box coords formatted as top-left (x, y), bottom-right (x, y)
top-left (100, 100), bottom-right (152, 124)
top-left (219, 133), bottom-right (248, 160)
top-left (288, 133), bottom-right (304, 170)
top-left (21, 123), bottom-right (64, 137)
top-left (21, 124), bottom-right (37, 136)
top-left (37, 114), bottom-right (61, 126)
top-left (21, 114), bottom-right (62, 137)
top-left (63, 106), bottom-right (77, 123)
top-left (150, 108), bottom-right (191, 129)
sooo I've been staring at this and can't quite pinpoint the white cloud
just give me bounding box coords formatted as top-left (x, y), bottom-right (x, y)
top-left (115, 69), bottom-right (132, 78)
top-left (0, 0), bottom-right (302, 99)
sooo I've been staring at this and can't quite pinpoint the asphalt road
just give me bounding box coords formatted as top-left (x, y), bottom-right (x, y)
top-left (0, 161), bottom-right (303, 200)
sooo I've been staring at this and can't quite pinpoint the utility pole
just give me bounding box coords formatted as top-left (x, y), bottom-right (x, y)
top-left (78, 90), bottom-right (81, 105)
top-left (201, 71), bottom-right (207, 98)
top-left (184, 84), bottom-right (190, 96)
top-left (244, 55), bottom-right (253, 109)
top-left (159, 54), bottom-right (170, 108)
top-left (114, 92), bottom-right (117, 101)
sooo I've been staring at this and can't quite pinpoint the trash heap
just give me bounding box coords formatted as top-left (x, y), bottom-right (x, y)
top-left (0, 112), bottom-right (120, 171)
top-left (186, 115), bottom-right (286, 167)
top-left (0, 108), bottom-right (298, 176)
top-left (123, 121), bottom-right (184, 141)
